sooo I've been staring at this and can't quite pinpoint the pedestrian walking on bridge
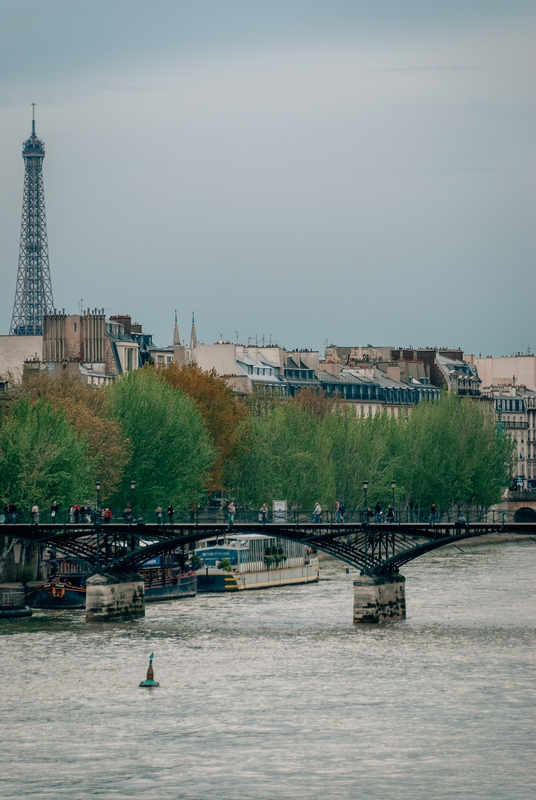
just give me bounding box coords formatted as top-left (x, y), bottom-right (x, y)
top-left (313, 503), bottom-right (322, 524)
top-left (227, 501), bottom-right (236, 530)
top-left (335, 500), bottom-right (346, 523)
top-left (335, 500), bottom-right (342, 523)
top-left (374, 502), bottom-right (382, 523)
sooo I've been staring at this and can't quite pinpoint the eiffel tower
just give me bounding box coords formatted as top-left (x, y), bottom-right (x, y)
top-left (10, 106), bottom-right (54, 335)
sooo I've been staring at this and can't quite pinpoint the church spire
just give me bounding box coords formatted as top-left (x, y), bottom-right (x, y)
top-left (173, 310), bottom-right (180, 346)
top-left (189, 312), bottom-right (197, 349)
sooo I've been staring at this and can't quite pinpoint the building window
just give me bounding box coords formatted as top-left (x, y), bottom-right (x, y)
top-left (158, 355), bottom-right (164, 364)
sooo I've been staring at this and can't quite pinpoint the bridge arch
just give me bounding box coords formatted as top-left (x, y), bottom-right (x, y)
top-left (513, 507), bottom-right (536, 523)
top-left (2, 521), bottom-right (532, 577)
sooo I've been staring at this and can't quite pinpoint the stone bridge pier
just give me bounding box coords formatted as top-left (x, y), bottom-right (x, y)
top-left (353, 573), bottom-right (406, 623)
top-left (86, 572), bottom-right (145, 622)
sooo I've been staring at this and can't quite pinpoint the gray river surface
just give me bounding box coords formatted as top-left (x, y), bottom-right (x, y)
top-left (1, 538), bottom-right (535, 800)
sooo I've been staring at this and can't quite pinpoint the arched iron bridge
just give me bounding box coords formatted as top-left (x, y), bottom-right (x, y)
top-left (3, 520), bottom-right (534, 576)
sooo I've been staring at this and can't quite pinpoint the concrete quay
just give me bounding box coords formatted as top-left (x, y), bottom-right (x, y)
top-left (0, 582), bottom-right (32, 618)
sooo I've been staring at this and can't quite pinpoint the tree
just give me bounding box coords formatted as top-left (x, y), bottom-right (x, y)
top-left (399, 393), bottom-right (515, 509)
top-left (108, 367), bottom-right (215, 509)
top-left (230, 390), bottom-right (513, 511)
top-left (230, 400), bottom-right (334, 509)
top-left (14, 372), bottom-right (130, 501)
top-left (325, 406), bottom-right (401, 509)
top-left (163, 363), bottom-right (247, 490)
top-left (0, 397), bottom-right (89, 511)
top-left (289, 386), bottom-right (343, 418)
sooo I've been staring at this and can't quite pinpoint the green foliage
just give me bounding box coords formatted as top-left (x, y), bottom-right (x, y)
top-left (264, 545), bottom-right (287, 568)
top-left (0, 397), bottom-right (90, 510)
top-left (230, 391), bottom-right (514, 510)
top-left (189, 552), bottom-right (203, 570)
top-left (0, 367), bottom-right (515, 517)
top-left (163, 363), bottom-right (248, 491)
top-left (16, 564), bottom-right (35, 584)
top-left (398, 392), bottom-right (515, 508)
top-left (229, 401), bottom-right (335, 509)
top-left (326, 406), bottom-right (401, 508)
top-left (14, 372), bottom-right (130, 501)
top-left (217, 557), bottom-right (232, 572)
top-left (108, 368), bottom-right (216, 509)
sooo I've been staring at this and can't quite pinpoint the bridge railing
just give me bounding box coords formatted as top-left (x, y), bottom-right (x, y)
top-left (0, 506), bottom-right (518, 527)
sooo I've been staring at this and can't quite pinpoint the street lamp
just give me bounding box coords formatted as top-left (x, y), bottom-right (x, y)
top-left (130, 480), bottom-right (136, 514)
top-left (94, 479), bottom-right (102, 571)
top-left (391, 480), bottom-right (396, 508)
top-left (363, 480), bottom-right (369, 509)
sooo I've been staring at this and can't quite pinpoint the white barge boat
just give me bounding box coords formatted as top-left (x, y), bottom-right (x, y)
top-left (195, 533), bottom-right (319, 592)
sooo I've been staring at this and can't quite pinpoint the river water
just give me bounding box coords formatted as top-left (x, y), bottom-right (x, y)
top-left (1, 538), bottom-right (534, 800)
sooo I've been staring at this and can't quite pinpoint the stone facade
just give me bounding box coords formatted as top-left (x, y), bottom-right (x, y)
top-left (0, 335), bottom-right (43, 382)
top-left (482, 386), bottom-right (536, 490)
top-left (177, 332), bottom-right (439, 414)
top-left (326, 345), bottom-right (480, 396)
top-left (467, 354), bottom-right (536, 392)
top-left (3, 310), bottom-right (172, 386)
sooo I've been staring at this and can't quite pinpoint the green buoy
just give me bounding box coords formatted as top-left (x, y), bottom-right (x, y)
top-left (139, 653), bottom-right (160, 687)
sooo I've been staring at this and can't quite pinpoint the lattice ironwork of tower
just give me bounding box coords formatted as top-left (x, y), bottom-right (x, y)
top-left (10, 108), bottom-right (54, 335)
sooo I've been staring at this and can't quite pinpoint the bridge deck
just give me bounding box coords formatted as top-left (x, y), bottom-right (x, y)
top-left (3, 521), bottom-right (534, 576)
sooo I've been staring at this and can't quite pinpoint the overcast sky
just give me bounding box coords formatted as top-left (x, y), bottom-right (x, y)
top-left (1, 1), bottom-right (534, 355)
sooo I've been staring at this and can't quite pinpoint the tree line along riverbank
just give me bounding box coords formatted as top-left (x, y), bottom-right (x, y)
top-left (0, 364), bottom-right (515, 517)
